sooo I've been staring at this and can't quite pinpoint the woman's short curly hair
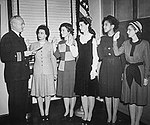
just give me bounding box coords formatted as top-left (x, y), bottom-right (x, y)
top-left (59, 23), bottom-right (74, 39)
top-left (102, 15), bottom-right (119, 35)
top-left (78, 16), bottom-right (96, 37)
top-left (79, 16), bottom-right (92, 25)
top-left (36, 25), bottom-right (50, 41)
top-left (59, 23), bottom-right (74, 35)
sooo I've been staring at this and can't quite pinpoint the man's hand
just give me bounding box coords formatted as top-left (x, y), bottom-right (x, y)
top-left (24, 51), bottom-right (33, 57)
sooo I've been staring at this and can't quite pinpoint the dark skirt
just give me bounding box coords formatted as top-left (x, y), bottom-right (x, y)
top-left (99, 57), bottom-right (122, 98)
top-left (74, 70), bottom-right (99, 97)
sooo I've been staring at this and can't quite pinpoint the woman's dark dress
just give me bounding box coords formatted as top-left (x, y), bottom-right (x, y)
top-left (74, 35), bottom-right (98, 96)
top-left (97, 35), bottom-right (125, 98)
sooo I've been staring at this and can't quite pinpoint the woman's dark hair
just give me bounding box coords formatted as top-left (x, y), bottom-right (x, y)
top-left (36, 25), bottom-right (50, 41)
top-left (102, 15), bottom-right (119, 35)
top-left (59, 23), bottom-right (74, 39)
top-left (136, 31), bottom-right (142, 39)
top-left (79, 16), bottom-right (96, 38)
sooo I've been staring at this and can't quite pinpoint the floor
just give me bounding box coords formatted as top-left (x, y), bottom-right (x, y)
top-left (0, 98), bottom-right (147, 125)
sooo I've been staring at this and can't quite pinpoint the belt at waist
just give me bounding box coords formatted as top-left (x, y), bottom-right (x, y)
top-left (126, 62), bottom-right (143, 88)
top-left (126, 61), bottom-right (143, 66)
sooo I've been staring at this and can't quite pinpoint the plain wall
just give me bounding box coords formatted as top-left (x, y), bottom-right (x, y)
top-left (89, 0), bottom-right (102, 38)
top-left (0, 0), bottom-right (9, 115)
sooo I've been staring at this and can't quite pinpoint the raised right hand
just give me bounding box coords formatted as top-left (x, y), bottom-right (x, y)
top-left (52, 36), bottom-right (59, 46)
top-left (113, 31), bottom-right (120, 42)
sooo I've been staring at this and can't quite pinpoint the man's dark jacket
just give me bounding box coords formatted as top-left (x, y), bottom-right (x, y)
top-left (0, 30), bottom-right (30, 82)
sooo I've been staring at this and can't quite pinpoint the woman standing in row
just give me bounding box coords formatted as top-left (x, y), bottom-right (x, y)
top-left (74, 16), bottom-right (99, 123)
top-left (53, 23), bottom-right (78, 119)
top-left (97, 15), bottom-right (125, 124)
top-left (30, 25), bottom-right (57, 121)
top-left (113, 21), bottom-right (150, 125)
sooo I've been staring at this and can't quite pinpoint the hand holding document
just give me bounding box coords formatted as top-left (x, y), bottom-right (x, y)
top-left (31, 47), bottom-right (43, 55)
top-left (24, 47), bottom-right (43, 57)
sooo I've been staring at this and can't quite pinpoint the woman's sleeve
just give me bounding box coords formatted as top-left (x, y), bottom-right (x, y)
top-left (50, 43), bottom-right (57, 76)
top-left (53, 43), bottom-right (60, 59)
top-left (118, 35), bottom-right (126, 72)
top-left (97, 37), bottom-right (103, 61)
top-left (113, 39), bottom-right (125, 56)
top-left (70, 40), bottom-right (78, 57)
top-left (91, 38), bottom-right (99, 72)
top-left (29, 43), bottom-right (34, 51)
top-left (143, 41), bottom-right (150, 79)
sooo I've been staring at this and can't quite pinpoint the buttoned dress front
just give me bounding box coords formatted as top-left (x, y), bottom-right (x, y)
top-left (97, 35), bottom-right (125, 98)
top-left (30, 41), bottom-right (57, 97)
